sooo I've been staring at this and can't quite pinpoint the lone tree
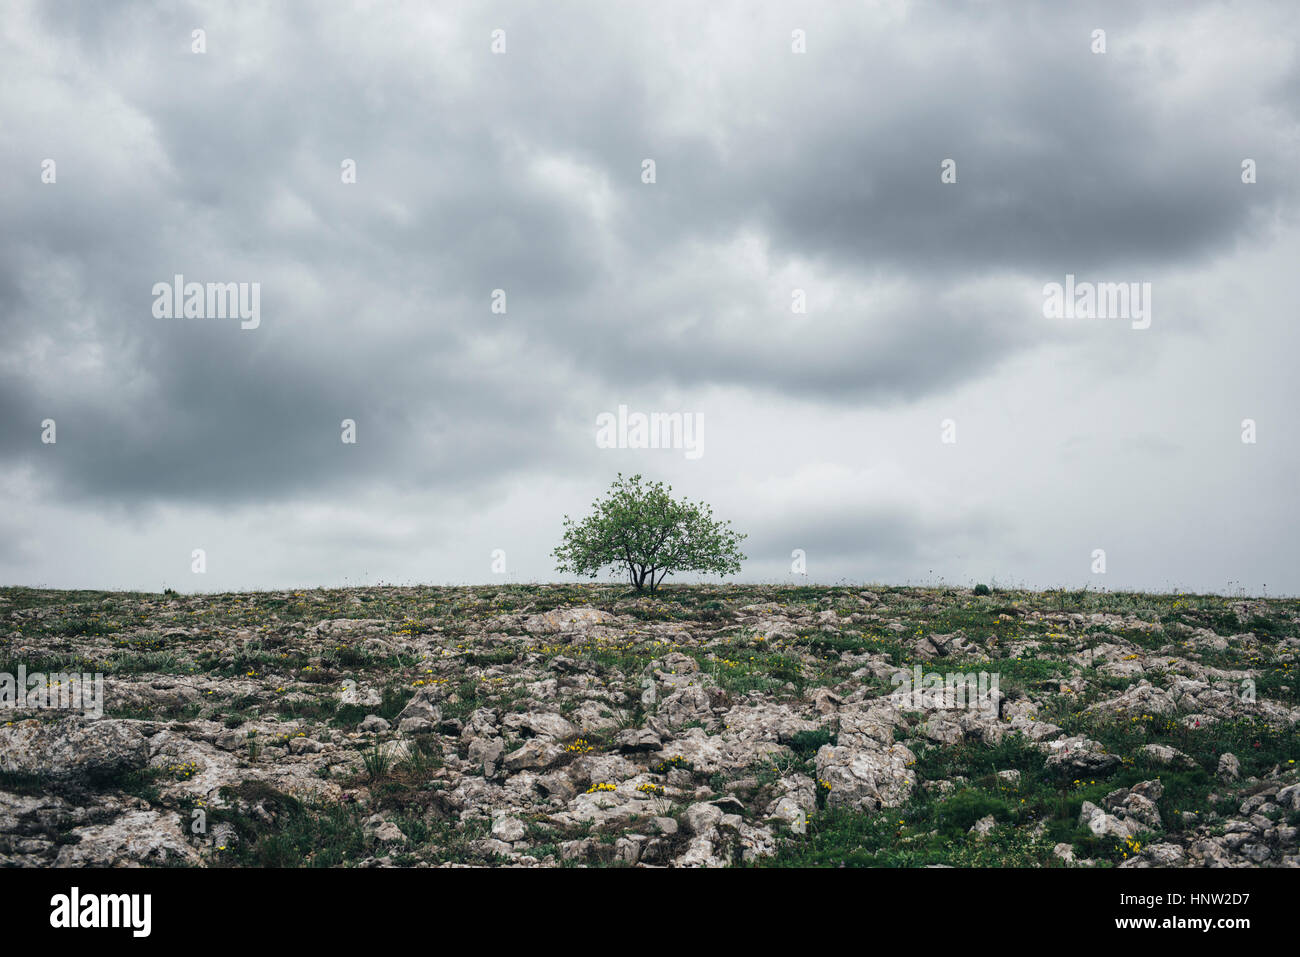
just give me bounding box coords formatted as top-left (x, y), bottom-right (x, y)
top-left (553, 473), bottom-right (746, 593)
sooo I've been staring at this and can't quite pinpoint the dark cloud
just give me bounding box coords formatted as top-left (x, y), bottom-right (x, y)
top-left (1, 0), bottom-right (1297, 591)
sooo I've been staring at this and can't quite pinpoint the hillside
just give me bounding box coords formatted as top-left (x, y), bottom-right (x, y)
top-left (1, 584), bottom-right (1297, 867)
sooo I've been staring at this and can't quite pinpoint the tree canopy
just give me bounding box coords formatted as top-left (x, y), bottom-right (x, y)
top-left (552, 473), bottom-right (746, 593)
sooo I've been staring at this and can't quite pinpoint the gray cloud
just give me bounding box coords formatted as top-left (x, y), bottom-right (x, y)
top-left (1, 0), bottom-right (1297, 591)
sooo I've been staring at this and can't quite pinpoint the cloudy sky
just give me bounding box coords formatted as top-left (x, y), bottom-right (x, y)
top-left (2, 0), bottom-right (1297, 594)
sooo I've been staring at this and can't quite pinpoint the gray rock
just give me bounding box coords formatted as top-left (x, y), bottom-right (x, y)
top-left (1080, 801), bottom-right (1142, 840)
top-left (814, 741), bottom-right (916, 811)
top-left (491, 816), bottom-right (527, 843)
top-left (1045, 736), bottom-right (1121, 775)
top-left (1140, 743), bottom-right (1198, 769)
top-left (522, 607), bottom-right (618, 636)
top-left (1276, 783), bottom-right (1300, 810)
top-left (1120, 843), bottom-right (1185, 868)
top-left (683, 802), bottom-right (723, 835)
top-left (614, 728), bottom-right (663, 752)
top-left (768, 796), bottom-right (807, 835)
top-left (467, 736), bottom-right (505, 777)
top-left (288, 736), bottom-right (325, 755)
top-left (374, 821), bottom-right (405, 843)
top-left (0, 718), bottom-right (148, 781)
top-left (614, 835), bottom-right (643, 864)
top-left (395, 689), bottom-right (442, 733)
top-left (54, 809), bottom-right (201, 866)
top-left (1217, 752), bottom-right (1241, 780)
top-left (503, 740), bottom-right (564, 773)
top-left (503, 711), bottom-right (577, 741)
top-left (535, 772), bottom-right (578, 802)
top-left (657, 685), bottom-right (718, 730)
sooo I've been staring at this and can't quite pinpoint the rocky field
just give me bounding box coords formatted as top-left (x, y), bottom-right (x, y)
top-left (1, 583), bottom-right (1297, 868)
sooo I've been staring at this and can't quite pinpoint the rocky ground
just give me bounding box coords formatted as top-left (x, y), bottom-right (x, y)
top-left (1, 583), bottom-right (1297, 868)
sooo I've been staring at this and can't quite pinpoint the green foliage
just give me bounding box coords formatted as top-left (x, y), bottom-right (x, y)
top-left (931, 788), bottom-right (1015, 834)
top-left (212, 783), bottom-right (368, 867)
top-left (757, 805), bottom-right (1059, 868)
top-left (788, 728), bottom-right (836, 763)
top-left (362, 743), bottom-right (390, 783)
top-left (553, 474), bottom-right (746, 593)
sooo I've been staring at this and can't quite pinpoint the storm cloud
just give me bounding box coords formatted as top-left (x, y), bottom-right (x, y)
top-left (1, 0), bottom-right (1297, 592)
